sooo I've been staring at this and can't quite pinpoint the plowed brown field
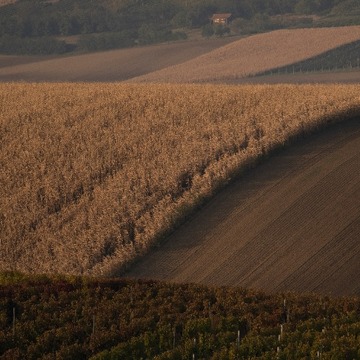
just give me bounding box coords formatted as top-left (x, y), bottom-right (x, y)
top-left (0, 37), bottom-right (236, 82)
top-left (2, 26), bottom-right (360, 83)
top-left (125, 119), bottom-right (360, 296)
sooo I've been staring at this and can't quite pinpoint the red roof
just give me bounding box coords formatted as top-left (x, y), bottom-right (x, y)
top-left (211, 13), bottom-right (232, 20)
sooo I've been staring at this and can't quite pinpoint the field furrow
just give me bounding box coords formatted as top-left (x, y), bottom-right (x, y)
top-left (126, 119), bottom-right (360, 295)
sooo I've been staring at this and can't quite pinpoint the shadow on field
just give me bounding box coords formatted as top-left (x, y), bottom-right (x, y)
top-left (124, 115), bottom-right (360, 296)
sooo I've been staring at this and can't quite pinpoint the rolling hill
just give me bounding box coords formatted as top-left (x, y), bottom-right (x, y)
top-left (125, 118), bottom-right (360, 296)
top-left (1, 26), bottom-right (360, 83)
top-left (129, 26), bottom-right (360, 83)
top-left (0, 37), bottom-right (236, 82)
top-left (1, 83), bottom-right (359, 287)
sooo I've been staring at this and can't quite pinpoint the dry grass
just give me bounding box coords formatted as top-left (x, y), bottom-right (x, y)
top-left (0, 82), bottom-right (359, 276)
top-left (130, 26), bottom-right (360, 83)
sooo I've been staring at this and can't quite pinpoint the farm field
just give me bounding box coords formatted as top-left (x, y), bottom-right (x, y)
top-left (1, 274), bottom-right (360, 359)
top-left (230, 69), bottom-right (360, 85)
top-left (130, 26), bottom-right (360, 83)
top-left (1, 26), bottom-right (360, 83)
top-left (1, 83), bottom-right (359, 285)
top-left (0, 37), bottom-right (236, 82)
top-left (126, 118), bottom-right (360, 296)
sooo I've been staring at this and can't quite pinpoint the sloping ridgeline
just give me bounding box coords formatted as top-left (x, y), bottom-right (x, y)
top-left (256, 39), bottom-right (360, 76)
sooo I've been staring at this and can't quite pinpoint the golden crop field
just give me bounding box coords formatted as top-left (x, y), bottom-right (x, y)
top-left (0, 83), bottom-right (359, 276)
top-left (130, 26), bottom-right (360, 83)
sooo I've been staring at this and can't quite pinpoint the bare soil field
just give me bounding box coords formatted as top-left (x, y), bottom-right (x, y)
top-left (130, 26), bottom-right (360, 83)
top-left (0, 37), bottom-right (236, 82)
top-left (126, 119), bottom-right (360, 296)
top-left (1, 27), bottom-right (360, 83)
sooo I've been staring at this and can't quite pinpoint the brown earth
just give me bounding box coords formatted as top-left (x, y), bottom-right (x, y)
top-left (0, 37), bottom-right (237, 82)
top-left (125, 119), bottom-right (360, 296)
top-left (2, 27), bottom-right (360, 84)
top-left (130, 26), bottom-right (360, 83)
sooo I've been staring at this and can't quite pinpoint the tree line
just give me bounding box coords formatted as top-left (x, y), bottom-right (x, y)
top-left (0, 0), bottom-right (359, 54)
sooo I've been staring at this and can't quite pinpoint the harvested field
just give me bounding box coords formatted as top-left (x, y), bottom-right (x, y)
top-left (130, 26), bottom-right (360, 83)
top-left (0, 37), bottom-right (236, 82)
top-left (126, 119), bottom-right (360, 296)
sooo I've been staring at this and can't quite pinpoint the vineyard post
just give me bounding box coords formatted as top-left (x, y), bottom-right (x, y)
top-left (236, 329), bottom-right (240, 359)
top-left (173, 326), bottom-right (176, 348)
top-left (12, 307), bottom-right (16, 337)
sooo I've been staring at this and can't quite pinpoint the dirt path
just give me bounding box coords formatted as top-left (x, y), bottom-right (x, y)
top-left (125, 119), bottom-right (360, 296)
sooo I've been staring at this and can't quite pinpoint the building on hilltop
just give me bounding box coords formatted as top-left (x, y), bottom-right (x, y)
top-left (210, 13), bottom-right (232, 25)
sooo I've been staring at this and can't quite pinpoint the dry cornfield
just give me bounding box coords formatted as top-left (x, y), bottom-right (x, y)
top-left (0, 82), bottom-right (360, 276)
top-left (130, 26), bottom-right (360, 83)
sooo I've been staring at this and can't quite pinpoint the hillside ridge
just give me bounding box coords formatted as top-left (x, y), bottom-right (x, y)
top-left (130, 26), bottom-right (360, 83)
top-left (126, 118), bottom-right (360, 296)
top-left (1, 26), bottom-right (360, 82)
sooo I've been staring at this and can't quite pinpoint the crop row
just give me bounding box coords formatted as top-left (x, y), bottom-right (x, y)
top-left (1, 83), bottom-right (360, 276)
top-left (0, 273), bottom-right (359, 359)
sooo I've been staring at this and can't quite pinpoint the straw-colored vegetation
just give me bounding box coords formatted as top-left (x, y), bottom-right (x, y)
top-left (1, 82), bottom-right (359, 276)
top-left (130, 26), bottom-right (360, 83)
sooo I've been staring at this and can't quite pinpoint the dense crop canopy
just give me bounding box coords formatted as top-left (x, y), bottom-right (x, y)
top-left (0, 83), bottom-right (359, 276)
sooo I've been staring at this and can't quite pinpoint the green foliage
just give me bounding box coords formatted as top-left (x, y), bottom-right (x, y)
top-left (214, 24), bottom-right (230, 37)
top-left (77, 31), bottom-right (136, 52)
top-left (0, 35), bottom-right (68, 55)
top-left (201, 23), bottom-right (214, 37)
top-left (0, 273), bottom-right (359, 359)
top-left (0, 0), bottom-right (359, 55)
